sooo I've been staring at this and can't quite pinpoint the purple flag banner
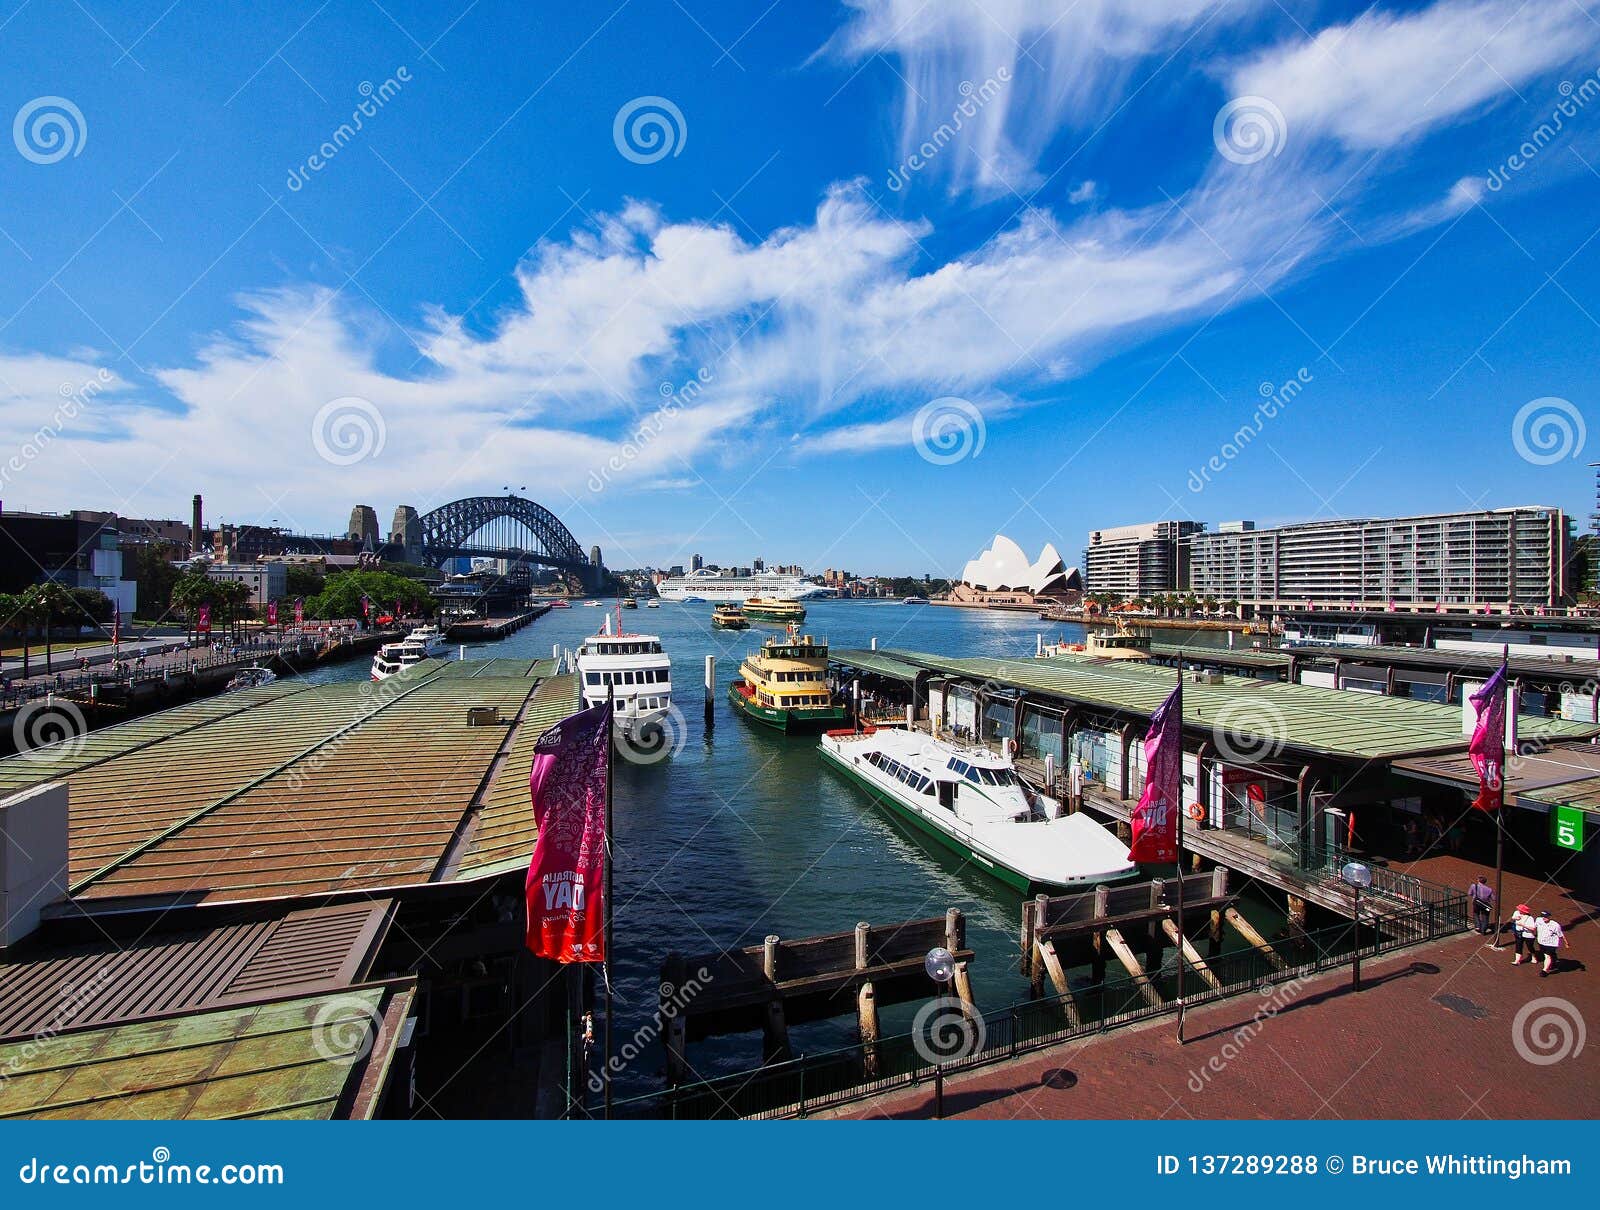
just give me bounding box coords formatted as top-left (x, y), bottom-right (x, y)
top-left (1468, 662), bottom-right (1508, 813)
top-left (524, 703), bottom-right (610, 963)
top-left (1130, 683), bottom-right (1182, 863)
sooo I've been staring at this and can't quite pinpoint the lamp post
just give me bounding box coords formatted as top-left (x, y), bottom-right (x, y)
top-left (925, 946), bottom-right (955, 1119)
top-left (1340, 861), bottom-right (1372, 991)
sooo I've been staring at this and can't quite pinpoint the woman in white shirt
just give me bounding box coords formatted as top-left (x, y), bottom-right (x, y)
top-left (1511, 904), bottom-right (1537, 965)
top-left (1535, 911), bottom-right (1568, 976)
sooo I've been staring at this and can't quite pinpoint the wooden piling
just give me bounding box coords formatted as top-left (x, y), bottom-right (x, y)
top-left (1161, 918), bottom-right (1222, 992)
top-left (1034, 937), bottom-right (1082, 1027)
top-left (1224, 906), bottom-right (1287, 971)
top-left (1103, 927), bottom-right (1163, 1008)
top-left (663, 953), bottom-right (688, 1087)
top-left (854, 922), bottom-right (879, 1075)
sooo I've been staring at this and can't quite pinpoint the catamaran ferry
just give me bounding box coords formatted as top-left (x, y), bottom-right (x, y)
top-left (818, 728), bottom-right (1137, 892)
top-left (656, 567), bottom-right (832, 603)
top-left (371, 639), bottom-right (432, 681)
top-left (576, 616), bottom-right (673, 726)
top-left (405, 624), bottom-right (448, 656)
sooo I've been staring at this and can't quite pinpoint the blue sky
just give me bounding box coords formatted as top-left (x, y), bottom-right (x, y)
top-left (2, 0), bottom-right (1599, 576)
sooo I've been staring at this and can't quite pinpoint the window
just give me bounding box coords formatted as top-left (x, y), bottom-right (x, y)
top-left (614, 700), bottom-right (626, 712)
top-left (585, 672), bottom-right (601, 685)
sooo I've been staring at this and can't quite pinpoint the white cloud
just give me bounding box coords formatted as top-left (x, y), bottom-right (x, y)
top-left (1068, 180), bottom-right (1099, 204)
top-left (1228, 0), bottom-right (1600, 152)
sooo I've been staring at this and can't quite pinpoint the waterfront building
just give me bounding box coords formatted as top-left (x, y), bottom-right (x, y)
top-left (0, 510), bottom-right (138, 618)
top-left (1187, 507), bottom-right (1571, 614)
top-left (1083, 520), bottom-right (1205, 598)
top-left (206, 560), bottom-right (288, 607)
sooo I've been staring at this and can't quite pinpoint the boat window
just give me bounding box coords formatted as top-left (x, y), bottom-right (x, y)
top-left (614, 700), bottom-right (626, 712)
top-left (964, 767), bottom-right (982, 784)
top-left (585, 673), bottom-right (601, 685)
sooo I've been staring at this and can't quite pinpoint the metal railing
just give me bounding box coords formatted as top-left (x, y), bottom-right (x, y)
top-left (608, 899), bottom-right (1466, 1120)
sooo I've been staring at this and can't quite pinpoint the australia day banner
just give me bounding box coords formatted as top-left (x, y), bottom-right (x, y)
top-left (525, 702), bottom-right (610, 963)
top-left (1468, 662), bottom-right (1508, 812)
top-left (1129, 682), bottom-right (1181, 863)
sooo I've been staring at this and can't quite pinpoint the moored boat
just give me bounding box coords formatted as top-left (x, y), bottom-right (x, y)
top-left (371, 639), bottom-right (431, 681)
top-left (225, 665), bottom-right (277, 692)
top-left (728, 631), bottom-right (847, 732)
top-left (818, 728), bottom-right (1136, 891)
top-left (405, 624), bottom-right (448, 655)
top-left (576, 616), bottom-right (673, 728)
top-left (711, 604), bottom-right (750, 629)
top-left (744, 596), bottom-right (806, 623)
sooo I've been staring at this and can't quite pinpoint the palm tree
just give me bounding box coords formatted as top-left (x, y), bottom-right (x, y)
top-left (25, 582), bottom-right (74, 676)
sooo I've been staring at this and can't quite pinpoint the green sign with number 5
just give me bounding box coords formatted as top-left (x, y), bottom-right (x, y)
top-left (1552, 804), bottom-right (1585, 851)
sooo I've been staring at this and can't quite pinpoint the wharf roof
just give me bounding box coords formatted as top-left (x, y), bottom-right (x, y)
top-left (1394, 743), bottom-right (1600, 817)
top-left (0, 658), bottom-right (576, 914)
top-left (834, 648), bottom-right (1599, 763)
top-left (1287, 643), bottom-right (1600, 682)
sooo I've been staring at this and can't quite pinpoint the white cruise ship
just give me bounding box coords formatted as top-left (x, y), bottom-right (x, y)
top-left (656, 567), bottom-right (834, 603)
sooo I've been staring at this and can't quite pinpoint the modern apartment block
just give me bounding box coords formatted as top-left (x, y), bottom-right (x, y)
top-left (1187, 507), bottom-right (1571, 612)
top-left (1083, 520), bottom-right (1205, 597)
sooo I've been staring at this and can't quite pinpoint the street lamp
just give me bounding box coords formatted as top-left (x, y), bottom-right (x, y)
top-left (1340, 861), bottom-right (1372, 991)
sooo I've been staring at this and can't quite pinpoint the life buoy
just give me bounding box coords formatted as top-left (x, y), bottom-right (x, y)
top-left (1186, 803), bottom-right (1205, 823)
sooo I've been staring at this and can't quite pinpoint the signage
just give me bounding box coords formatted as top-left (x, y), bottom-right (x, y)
top-left (1552, 804), bottom-right (1585, 852)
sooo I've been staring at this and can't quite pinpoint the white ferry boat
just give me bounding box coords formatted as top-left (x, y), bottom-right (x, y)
top-left (576, 616), bottom-right (673, 726)
top-left (405, 624), bottom-right (448, 655)
top-left (371, 639), bottom-right (431, 681)
top-left (656, 567), bottom-right (833, 603)
top-left (818, 728), bottom-right (1136, 892)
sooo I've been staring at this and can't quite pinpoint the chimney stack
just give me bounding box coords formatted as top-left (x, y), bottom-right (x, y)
top-left (191, 493), bottom-right (203, 557)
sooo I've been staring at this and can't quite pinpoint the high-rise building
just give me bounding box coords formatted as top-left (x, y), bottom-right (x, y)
top-left (1187, 507), bottom-right (1571, 612)
top-left (691, 553), bottom-right (703, 571)
top-left (1083, 521), bottom-right (1205, 597)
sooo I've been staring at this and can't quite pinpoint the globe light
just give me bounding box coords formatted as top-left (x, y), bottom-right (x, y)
top-left (1340, 861), bottom-right (1373, 889)
top-left (925, 946), bottom-right (955, 984)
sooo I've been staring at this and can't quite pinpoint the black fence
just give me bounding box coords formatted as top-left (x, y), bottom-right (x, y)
top-left (610, 896), bottom-right (1467, 1120)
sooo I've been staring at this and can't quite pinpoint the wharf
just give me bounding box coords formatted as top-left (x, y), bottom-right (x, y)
top-left (445, 603), bottom-right (550, 641)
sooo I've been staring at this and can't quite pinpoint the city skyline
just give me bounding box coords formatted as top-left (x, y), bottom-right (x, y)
top-left (3, 1), bottom-right (1599, 577)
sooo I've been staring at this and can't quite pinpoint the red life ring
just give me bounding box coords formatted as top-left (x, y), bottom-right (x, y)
top-left (1186, 803), bottom-right (1205, 823)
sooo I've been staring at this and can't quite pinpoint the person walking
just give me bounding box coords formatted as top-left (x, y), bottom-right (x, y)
top-left (1468, 875), bottom-right (1496, 936)
top-left (1511, 903), bottom-right (1536, 965)
top-left (1535, 910), bottom-right (1568, 977)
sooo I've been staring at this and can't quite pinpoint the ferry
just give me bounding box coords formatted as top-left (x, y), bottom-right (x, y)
top-left (405, 624), bottom-right (448, 655)
top-left (656, 567), bottom-right (833, 603)
top-left (903, 596), bottom-right (926, 605)
top-left (645, 598), bottom-right (660, 609)
top-left (371, 639), bottom-right (432, 681)
top-left (819, 728), bottom-right (1137, 892)
top-left (622, 596), bottom-right (638, 609)
top-left (1040, 623), bottom-right (1152, 662)
top-left (550, 599), bottom-right (571, 609)
top-left (729, 631), bottom-right (848, 732)
top-left (744, 597), bottom-right (806, 624)
top-left (582, 600), bottom-right (603, 608)
top-left (711, 603), bottom-right (750, 630)
top-left (576, 616), bottom-right (673, 726)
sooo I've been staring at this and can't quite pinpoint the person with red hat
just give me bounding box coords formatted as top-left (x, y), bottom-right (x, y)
top-left (1510, 903), bottom-right (1537, 965)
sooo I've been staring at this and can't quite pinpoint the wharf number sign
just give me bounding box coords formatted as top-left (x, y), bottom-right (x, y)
top-left (1551, 804), bottom-right (1585, 852)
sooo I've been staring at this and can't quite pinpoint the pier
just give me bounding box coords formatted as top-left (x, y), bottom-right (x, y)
top-left (443, 603), bottom-right (551, 642)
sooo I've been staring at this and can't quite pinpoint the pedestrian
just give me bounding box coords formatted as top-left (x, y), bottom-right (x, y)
top-left (1468, 875), bottom-right (1495, 935)
top-left (1535, 910), bottom-right (1568, 977)
top-left (1511, 903), bottom-right (1537, 965)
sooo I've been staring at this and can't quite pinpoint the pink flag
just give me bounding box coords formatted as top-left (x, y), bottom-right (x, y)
top-left (1468, 662), bottom-right (1507, 813)
top-left (525, 703), bottom-right (610, 963)
top-left (1130, 683), bottom-right (1181, 863)
top-left (267, 601), bottom-right (278, 625)
top-left (197, 603), bottom-right (211, 634)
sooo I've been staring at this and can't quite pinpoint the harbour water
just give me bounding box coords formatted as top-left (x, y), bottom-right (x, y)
top-left (315, 600), bottom-right (1281, 1092)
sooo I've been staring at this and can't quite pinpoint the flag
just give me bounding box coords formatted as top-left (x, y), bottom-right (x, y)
top-left (111, 612), bottom-right (120, 647)
top-left (294, 598), bottom-right (305, 625)
top-left (1468, 661), bottom-right (1508, 812)
top-left (524, 703), bottom-right (610, 963)
top-left (1130, 682), bottom-right (1181, 863)
top-left (360, 595), bottom-right (371, 619)
top-left (267, 601), bottom-right (278, 625)
top-left (197, 603), bottom-right (211, 634)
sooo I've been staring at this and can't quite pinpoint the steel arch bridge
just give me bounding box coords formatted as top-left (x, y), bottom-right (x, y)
top-left (417, 495), bottom-right (603, 590)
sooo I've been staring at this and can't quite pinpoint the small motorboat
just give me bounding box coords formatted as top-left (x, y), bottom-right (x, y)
top-left (226, 665), bottom-right (277, 692)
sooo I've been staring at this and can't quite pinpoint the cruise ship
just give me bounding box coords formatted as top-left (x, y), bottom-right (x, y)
top-left (656, 567), bottom-right (833, 603)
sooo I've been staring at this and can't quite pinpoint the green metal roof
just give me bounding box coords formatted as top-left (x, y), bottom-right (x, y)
top-left (0, 986), bottom-right (406, 1120)
top-left (873, 648), bottom-right (1599, 762)
top-left (1145, 642), bottom-right (1292, 669)
top-left (828, 649), bottom-right (934, 683)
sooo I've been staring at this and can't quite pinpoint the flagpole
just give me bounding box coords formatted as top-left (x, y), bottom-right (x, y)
top-left (1491, 646), bottom-right (1508, 950)
top-left (1175, 655), bottom-right (1186, 1043)
top-left (604, 682), bottom-right (615, 1120)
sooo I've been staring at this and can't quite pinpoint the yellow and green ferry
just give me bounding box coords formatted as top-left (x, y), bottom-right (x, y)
top-left (728, 631), bottom-right (848, 732)
top-left (743, 597), bottom-right (806, 624)
top-left (711, 603), bottom-right (750, 630)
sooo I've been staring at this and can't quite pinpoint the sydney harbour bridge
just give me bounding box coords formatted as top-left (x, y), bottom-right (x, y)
top-left (277, 493), bottom-right (610, 593)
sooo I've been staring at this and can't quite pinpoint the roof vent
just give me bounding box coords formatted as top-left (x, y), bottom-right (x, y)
top-left (1190, 671), bottom-right (1224, 685)
top-left (466, 706), bottom-right (501, 726)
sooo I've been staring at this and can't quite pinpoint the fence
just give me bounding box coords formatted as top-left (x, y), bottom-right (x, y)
top-left (609, 898), bottom-right (1466, 1120)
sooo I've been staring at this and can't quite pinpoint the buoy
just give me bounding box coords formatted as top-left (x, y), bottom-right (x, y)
top-left (1187, 803), bottom-right (1205, 823)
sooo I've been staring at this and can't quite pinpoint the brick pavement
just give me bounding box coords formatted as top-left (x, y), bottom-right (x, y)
top-left (847, 875), bottom-right (1596, 1120)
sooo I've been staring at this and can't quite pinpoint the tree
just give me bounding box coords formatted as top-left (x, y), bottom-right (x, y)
top-left (22, 582), bottom-right (76, 675)
top-left (283, 564), bottom-right (326, 600)
top-left (307, 570), bottom-right (434, 624)
top-left (132, 543), bottom-right (181, 621)
top-left (170, 571), bottom-right (217, 642)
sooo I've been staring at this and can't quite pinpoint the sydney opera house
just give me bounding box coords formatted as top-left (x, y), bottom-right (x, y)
top-left (945, 534), bottom-right (1081, 608)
